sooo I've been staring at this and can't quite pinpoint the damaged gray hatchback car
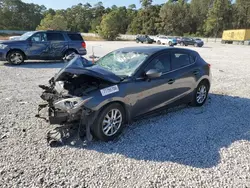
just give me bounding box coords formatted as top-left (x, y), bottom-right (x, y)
top-left (38, 46), bottom-right (211, 144)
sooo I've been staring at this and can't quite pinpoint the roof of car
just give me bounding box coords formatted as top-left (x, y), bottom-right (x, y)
top-left (117, 46), bottom-right (196, 55)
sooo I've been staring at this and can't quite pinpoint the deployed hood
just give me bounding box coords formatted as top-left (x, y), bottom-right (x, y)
top-left (54, 55), bottom-right (121, 84)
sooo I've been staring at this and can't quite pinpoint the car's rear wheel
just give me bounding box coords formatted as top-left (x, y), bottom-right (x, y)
top-left (92, 103), bottom-right (125, 141)
top-left (191, 81), bottom-right (209, 107)
top-left (168, 41), bottom-right (173, 46)
top-left (7, 50), bottom-right (24, 65)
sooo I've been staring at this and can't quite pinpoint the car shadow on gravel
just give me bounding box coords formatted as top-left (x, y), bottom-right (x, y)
top-left (4, 61), bottom-right (65, 69)
top-left (66, 93), bottom-right (250, 169)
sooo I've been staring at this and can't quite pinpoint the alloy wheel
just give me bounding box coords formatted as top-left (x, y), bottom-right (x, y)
top-left (10, 53), bottom-right (23, 64)
top-left (102, 109), bottom-right (122, 137)
top-left (196, 85), bottom-right (207, 104)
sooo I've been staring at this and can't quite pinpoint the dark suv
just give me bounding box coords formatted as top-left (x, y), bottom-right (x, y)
top-left (0, 30), bottom-right (87, 65)
top-left (178, 37), bottom-right (204, 47)
top-left (136, 35), bottom-right (154, 44)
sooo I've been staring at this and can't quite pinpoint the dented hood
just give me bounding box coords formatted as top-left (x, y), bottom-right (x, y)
top-left (54, 55), bottom-right (121, 84)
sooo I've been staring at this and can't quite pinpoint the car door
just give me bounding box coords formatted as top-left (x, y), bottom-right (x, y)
top-left (46, 32), bottom-right (68, 59)
top-left (130, 52), bottom-right (179, 117)
top-left (168, 50), bottom-right (198, 101)
top-left (26, 32), bottom-right (50, 59)
top-left (188, 38), bottom-right (195, 45)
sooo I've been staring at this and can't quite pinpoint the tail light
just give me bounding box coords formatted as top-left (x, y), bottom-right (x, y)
top-left (208, 63), bottom-right (211, 68)
top-left (81, 42), bottom-right (86, 49)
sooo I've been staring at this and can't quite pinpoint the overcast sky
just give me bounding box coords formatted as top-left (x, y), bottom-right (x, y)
top-left (22, 0), bottom-right (167, 9)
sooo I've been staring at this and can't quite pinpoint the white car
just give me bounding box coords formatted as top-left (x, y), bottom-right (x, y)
top-left (155, 35), bottom-right (177, 46)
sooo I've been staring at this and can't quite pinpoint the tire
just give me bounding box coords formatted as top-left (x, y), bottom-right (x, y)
top-left (191, 81), bottom-right (209, 107)
top-left (168, 41), bottom-right (173, 46)
top-left (7, 50), bottom-right (25, 65)
top-left (136, 40), bottom-right (139, 43)
top-left (157, 40), bottom-right (161, 45)
top-left (92, 103), bottom-right (125, 141)
top-left (180, 42), bottom-right (184, 46)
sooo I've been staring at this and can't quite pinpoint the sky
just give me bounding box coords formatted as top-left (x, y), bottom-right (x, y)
top-left (22, 0), bottom-right (168, 9)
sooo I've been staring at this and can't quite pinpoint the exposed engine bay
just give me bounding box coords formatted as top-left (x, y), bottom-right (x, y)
top-left (36, 54), bottom-right (121, 146)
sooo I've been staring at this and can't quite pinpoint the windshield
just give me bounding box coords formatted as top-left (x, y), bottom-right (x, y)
top-left (95, 51), bottom-right (148, 76)
top-left (19, 32), bottom-right (35, 40)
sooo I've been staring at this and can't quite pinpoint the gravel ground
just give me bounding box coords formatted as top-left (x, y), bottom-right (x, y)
top-left (0, 42), bottom-right (250, 188)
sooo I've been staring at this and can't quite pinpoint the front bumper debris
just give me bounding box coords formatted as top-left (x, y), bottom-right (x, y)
top-left (36, 102), bottom-right (96, 147)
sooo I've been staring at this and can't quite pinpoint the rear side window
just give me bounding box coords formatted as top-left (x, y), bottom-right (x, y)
top-left (171, 52), bottom-right (191, 70)
top-left (67, 34), bottom-right (83, 41)
top-left (47, 33), bottom-right (65, 41)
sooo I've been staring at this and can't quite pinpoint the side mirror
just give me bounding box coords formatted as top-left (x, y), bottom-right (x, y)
top-left (145, 69), bottom-right (162, 79)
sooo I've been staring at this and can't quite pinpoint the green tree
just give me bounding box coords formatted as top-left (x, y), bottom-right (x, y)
top-left (190, 0), bottom-right (211, 35)
top-left (98, 10), bottom-right (122, 40)
top-left (37, 13), bottom-right (67, 30)
top-left (160, 0), bottom-right (191, 36)
top-left (140, 0), bottom-right (153, 9)
top-left (204, 0), bottom-right (232, 37)
top-left (234, 0), bottom-right (250, 28)
top-left (0, 0), bottom-right (46, 30)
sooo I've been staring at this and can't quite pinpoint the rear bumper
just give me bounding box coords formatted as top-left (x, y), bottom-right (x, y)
top-left (78, 48), bottom-right (87, 56)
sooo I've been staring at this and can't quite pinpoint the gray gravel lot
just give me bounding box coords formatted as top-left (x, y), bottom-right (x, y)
top-left (0, 42), bottom-right (250, 188)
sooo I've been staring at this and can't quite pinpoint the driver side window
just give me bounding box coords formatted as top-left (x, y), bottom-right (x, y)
top-left (145, 53), bottom-right (171, 73)
top-left (30, 33), bottom-right (47, 42)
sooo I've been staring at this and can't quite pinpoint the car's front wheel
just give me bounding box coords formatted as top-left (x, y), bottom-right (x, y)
top-left (191, 81), bottom-right (209, 107)
top-left (7, 50), bottom-right (25, 65)
top-left (92, 103), bottom-right (125, 141)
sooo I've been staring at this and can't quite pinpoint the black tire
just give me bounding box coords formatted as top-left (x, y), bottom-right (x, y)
top-left (92, 103), bottom-right (125, 141)
top-left (168, 41), bottom-right (173, 46)
top-left (7, 50), bottom-right (25, 65)
top-left (191, 81), bottom-right (209, 107)
top-left (157, 40), bottom-right (161, 45)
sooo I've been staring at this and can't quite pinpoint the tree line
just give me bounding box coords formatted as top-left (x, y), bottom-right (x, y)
top-left (0, 0), bottom-right (249, 40)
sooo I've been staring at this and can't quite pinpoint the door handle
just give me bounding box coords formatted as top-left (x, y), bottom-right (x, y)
top-left (193, 70), bottom-right (200, 75)
top-left (168, 79), bottom-right (175, 85)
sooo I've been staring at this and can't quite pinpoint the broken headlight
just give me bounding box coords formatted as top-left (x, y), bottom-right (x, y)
top-left (54, 97), bottom-right (90, 111)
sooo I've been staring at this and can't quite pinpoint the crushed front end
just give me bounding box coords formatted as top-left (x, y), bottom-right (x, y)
top-left (36, 55), bottom-right (120, 146)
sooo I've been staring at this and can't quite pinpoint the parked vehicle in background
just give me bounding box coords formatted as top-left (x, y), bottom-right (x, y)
top-left (136, 35), bottom-right (154, 44)
top-left (0, 30), bottom-right (87, 65)
top-left (155, 35), bottom-right (177, 46)
top-left (178, 37), bottom-right (204, 47)
top-left (221, 29), bottom-right (250, 44)
top-left (38, 46), bottom-right (211, 143)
